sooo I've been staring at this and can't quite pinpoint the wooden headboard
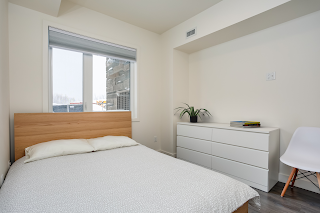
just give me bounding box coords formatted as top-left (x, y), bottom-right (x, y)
top-left (14, 112), bottom-right (131, 160)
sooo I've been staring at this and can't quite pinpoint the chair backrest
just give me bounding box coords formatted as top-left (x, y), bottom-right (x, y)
top-left (285, 127), bottom-right (320, 157)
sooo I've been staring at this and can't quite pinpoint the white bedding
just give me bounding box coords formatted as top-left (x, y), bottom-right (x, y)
top-left (0, 145), bottom-right (260, 213)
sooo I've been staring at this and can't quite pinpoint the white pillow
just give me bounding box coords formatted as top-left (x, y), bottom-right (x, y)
top-left (87, 136), bottom-right (138, 151)
top-left (24, 139), bottom-right (94, 163)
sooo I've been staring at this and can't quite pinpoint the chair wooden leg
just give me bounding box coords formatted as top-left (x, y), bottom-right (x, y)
top-left (291, 169), bottom-right (299, 188)
top-left (317, 173), bottom-right (320, 188)
top-left (281, 168), bottom-right (297, 197)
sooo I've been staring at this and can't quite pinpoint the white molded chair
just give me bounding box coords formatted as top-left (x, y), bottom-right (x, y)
top-left (280, 127), bottom-right (320, 197)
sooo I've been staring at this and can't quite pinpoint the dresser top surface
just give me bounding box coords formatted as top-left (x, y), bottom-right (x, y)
top-left (177, 122), bottom-right (279, 133)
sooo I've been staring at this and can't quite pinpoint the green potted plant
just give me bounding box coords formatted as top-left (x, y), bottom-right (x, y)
top-left (174, 103), bottom-right (212, 123)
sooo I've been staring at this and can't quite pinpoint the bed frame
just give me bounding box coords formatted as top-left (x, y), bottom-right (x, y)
top-left (14, 112), bottom-right (131, 161)
top-left (234, 201), bottom-right (248, 213)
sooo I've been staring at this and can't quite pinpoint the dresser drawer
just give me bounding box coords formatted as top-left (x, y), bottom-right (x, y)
top-left (177, 125), bottom-right (211, 140)
top-left (211, 128), bottom-right (269, 151)
top-left (211, 142), bottom-right (268, 169)
top-left (211, 155), bottom-right (268, 186)
top-left (177, 147), bottom-right (211, 169)
top-left (177, 136), bottom-right (211, 154)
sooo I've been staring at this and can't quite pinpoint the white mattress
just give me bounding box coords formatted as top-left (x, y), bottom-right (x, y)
top-left (0, 145), bottom-right (260, 213)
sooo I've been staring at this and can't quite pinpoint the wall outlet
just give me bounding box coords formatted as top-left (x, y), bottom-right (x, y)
top-left (266, 72), bottom-right (276, 81)
top-left (154, 136), bottom-right (157, 142)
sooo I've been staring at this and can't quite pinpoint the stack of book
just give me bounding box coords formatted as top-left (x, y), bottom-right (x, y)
top-left (230, 121), bottom-right (260, 128)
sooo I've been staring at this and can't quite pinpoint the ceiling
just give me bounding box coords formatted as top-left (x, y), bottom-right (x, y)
top-left (68, 0), bottom-right (223, 34)
top-left (9, 0), bottom-right (61, 17)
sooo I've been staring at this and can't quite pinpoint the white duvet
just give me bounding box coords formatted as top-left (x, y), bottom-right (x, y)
top-left (0, 145), bottom-right (260, 213)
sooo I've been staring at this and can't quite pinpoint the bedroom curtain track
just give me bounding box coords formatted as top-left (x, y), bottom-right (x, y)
top-left (48, 27), bottom-right (136, 61)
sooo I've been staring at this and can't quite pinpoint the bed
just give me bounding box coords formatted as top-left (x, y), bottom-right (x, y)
top-left (0, 112), bottom-right (259, 213)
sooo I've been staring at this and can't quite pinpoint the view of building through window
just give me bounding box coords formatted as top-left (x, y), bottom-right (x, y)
top-left (52, 47), bottom-right (130, 113)
top-left (93, 56), bottom-right (130, 111)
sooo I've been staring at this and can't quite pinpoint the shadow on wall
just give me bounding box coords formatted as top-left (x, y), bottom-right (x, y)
top-left (58, 0), bottom-right (83, 17)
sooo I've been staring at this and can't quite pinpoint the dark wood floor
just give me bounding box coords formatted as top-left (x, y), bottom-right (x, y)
top-left (249, 182), bottom-right (320, 213)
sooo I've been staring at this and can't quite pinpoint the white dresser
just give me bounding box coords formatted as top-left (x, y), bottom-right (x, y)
top-left (177, 122), bottom-right (280, 192)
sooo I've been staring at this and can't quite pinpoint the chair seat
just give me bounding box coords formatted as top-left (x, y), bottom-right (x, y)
top-left (280, 153), bottom-right (320, 173)
top-left (280, 127), bottom-right (320, 197)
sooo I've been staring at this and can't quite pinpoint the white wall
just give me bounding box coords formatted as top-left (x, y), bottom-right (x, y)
top-left (8, 2), bottom-right (162, 161)
top-left (0, 0), bottom-right (10, 185)
top-left (172, 49), bottom-right (189, 154)
top-left (159, 0), bottom-right (320, 192)
top-left (160, 0), bottom-right (289, 155)
top-left (189, 10), bottom-right (320, 192)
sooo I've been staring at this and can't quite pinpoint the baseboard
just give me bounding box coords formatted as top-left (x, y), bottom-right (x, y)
top-left (278, 173), bottom-right (319, 194)
top-left (158, 150), bottom-right (176, 158)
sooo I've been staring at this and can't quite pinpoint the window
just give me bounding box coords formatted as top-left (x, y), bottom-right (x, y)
top-left (92, 55), bottom-right (106, 112)
top-left (52, 48), bottom-right (83, 112)
top-left (92, 56), bottom-right (130, 112)
top-left (48, 27), bottom-right (137, 117)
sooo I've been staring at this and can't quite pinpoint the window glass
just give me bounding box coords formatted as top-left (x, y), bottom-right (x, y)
top-left (92, 55), bottom-right (107, 111)
top-left (52, 48), bottom-right (83, 112)
top-left (93, 55), bottom-right (130, 111)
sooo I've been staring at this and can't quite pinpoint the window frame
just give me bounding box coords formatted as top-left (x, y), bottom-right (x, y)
top-left (43, 21), bottom-right (139, 121)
